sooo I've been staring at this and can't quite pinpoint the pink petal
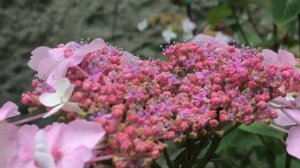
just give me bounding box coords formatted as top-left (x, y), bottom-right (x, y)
top-left (62, 102), bottom-right (81, 113)
top-left (0, 123), bottom-right (18, 167)
top-left (120, 51), bottom-right (140, 64)
top-left (262, 49), bottom-right (280, 65)
top-left (45, 120), bottom-right (105, 153)
top-left (36, 58), bottom-right (61, 80)
top-left (278, 49), bottom-right (296, 66)
top-left (39, 93), bottom-right (61, 107)
top-left (286, 126), bottom-right (300, 159)
top-left (43, 123), bottom-right (63, 150)
top-left (269, 96), bottom-right (290, 108)
top-left (0, 101), bottom-right (20, 121)
top-left (14, 125), bottom-right (39, 164)
top-left (57, 147), bottom-right (92, 168)
top-left (192, 34), bottom-right (228, 47)
top-left (68, 38), bottom-right (107, 67)
top-left (274, 109), bottom-right (296, 126)
top-left (295, 95), bottom-right (300, 105)
top-left (284, 109), bottom-right (300, 124)
top-left (46, 60), bottom-right (70, 87)
top-left (28, 47), bottom-right (51, 70)
top-left (48, 48), bottom-right (66, 61)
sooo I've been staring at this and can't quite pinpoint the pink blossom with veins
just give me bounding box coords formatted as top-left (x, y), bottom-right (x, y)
top-left (0, 101), bottom-right (20, 121)
top-left (270, 93), bottom-right (300, 159)
top-left (262, 49), bottom-right (297, 67)
top-left (0, 123), bottom-right (18, 168)
top-left (28, 38), bottom-right (107, 87)
top-left (8, 120), bottom-right (105, 168)
top-left (270, 93), bottom-right (300, 126)
top-left (191, 34), bottom-right (229, 47)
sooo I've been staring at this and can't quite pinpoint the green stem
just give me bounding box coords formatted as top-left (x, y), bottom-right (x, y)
top-left (151, 161), bottom-right (162, 168)
top-left (230, 5), bottom-right (249, 45)
top-left (284, 133), bottom-right (292, 168)
top-left (192, 124), bottom-right (240, 168)
top-left (244, 0), bottom-right (263, 40)
top-left (185, 134), bottom-right (191, 165)
top-left (185, 138), bottom-right (209, 168)
top-left (163, 149), bottom-right (175, 168)
top-left (298, 14), bottom-right (300, 56)
top-left (196, 136), bottom-right (222, 168)
top-left (285, 153), bottom-right (292, 168)
top-left (272, 23), bottom-right (280, 51)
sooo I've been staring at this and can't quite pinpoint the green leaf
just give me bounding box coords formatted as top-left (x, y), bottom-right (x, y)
top-left (239, 122), bottom-right (285, 140)
top-left (216, 129), bottom-right (263, 153)
top-left (271, 0), bottom-right (300, 26)
top-left (206, 6), bottom-right (233, 27)
top-left (156, 141), bottom-right (184, 168)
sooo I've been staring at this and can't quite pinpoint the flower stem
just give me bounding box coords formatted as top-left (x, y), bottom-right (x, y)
top-left (12, 112), bottom-right (47, 125)
top-left (269, 123), bottom-right (289, 134)
top-left (286, 153), bottom-right (292, 168)
top-left (185, 138), bottom-right (209, 168)
top-left (298, 14), bottom-right (300, 56)
top-left (88, 154), bottom-right (115, 163)
top-left (195, 136), bottom-right (222, 168)
top-left (163, 149), bottom-right (174, 168)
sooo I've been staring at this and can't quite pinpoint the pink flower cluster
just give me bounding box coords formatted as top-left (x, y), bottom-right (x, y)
top-left (1, 34), bottom-right (299, 167)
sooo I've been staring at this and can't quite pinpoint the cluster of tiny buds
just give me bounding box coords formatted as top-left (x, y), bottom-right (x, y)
top-left (23, 38), bottom-right (300, 167)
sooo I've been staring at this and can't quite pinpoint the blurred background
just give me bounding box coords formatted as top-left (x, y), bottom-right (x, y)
top-left (1, 0), bottom-right (300, 167)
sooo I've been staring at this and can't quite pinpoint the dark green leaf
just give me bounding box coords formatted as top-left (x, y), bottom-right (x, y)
top-left (239, 122), bottom-right (285, 140)
top-left (271, 0), bottom-right (300, 26)
top-left (206, 6), bottom-right (233, 27)
top-left (216, 129), bottom-right (263, 153)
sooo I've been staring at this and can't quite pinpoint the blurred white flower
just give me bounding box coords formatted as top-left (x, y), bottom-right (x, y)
top-left (137, 19), bottom-right (148, 32)
top-left (39, 78), bottom-right (81, 118)
top-left (214, 32), bottom-right (232, 43)
top-left (183, 32), bottom-right (194, 40)
top-left (162, 28), bottom-right (177, 43)
top-left (181, 18), bottom-right (196, 33)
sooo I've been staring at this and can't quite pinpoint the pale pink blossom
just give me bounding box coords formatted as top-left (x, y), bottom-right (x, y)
top-left (192, 34), bottom-right (229, 47)
top-left (8, 120), bottom-right (105, 168)
top-left (39, 78), bottom-right (81, 118)
top-left (28, 39), bottom-right (107, 86)
top-left (270, 94), bottom-right (300, 159)
top-left (286, 126), bottom-right (300, 159)
top-left (262, 49), bottom-right (296, 67)
top-left (270, 93), bottom-right (300, 126)
top-left (10, 125), bottom-right (39, 168)
top-left (0, 101), bottom-right (20, 121)
top-left (0, 123), bottom-right (18, 168)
